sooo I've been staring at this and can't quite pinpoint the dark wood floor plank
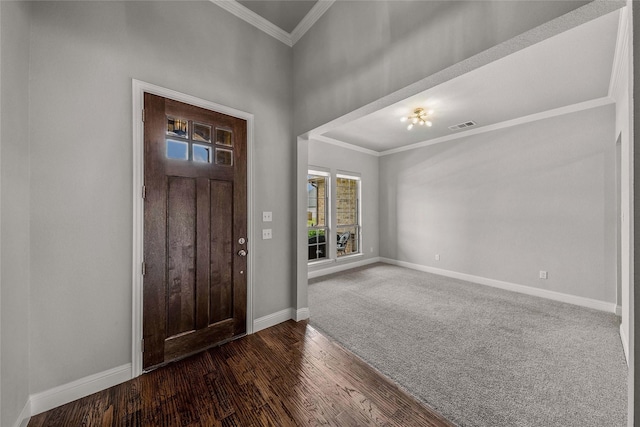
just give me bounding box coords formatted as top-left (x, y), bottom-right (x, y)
top-left (28, 320), bottom-right (453, 427)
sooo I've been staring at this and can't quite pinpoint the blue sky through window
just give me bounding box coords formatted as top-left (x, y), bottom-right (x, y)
top-left (193, 145), bottom-right (211, 163)
top-left (166, 140), bottom-right (188, 160)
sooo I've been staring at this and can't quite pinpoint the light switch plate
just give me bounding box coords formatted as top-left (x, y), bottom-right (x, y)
top-left (262, 229), bottom-right (272, 240)
top-left (262, 211), bottom-right (272, 222)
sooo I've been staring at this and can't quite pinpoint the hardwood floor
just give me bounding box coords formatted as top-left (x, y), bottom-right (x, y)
top-left (28, 320), bottom-right (454, 426)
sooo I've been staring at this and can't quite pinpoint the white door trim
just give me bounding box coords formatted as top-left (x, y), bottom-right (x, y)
top-left (131, 79), bottom-right (255, 378)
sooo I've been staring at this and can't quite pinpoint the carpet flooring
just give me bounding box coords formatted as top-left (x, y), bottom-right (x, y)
top-left (308, 263), bottom-right (627, 427)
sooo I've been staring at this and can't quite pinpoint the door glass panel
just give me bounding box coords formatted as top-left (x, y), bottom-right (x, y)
top-left (215, 148), bottom-right (233, 166)
top-left (167, 117), bottom-right (188, 139)
top-left (193, 144), bottom-right (211, 163)
top-left (193, 122), bottom-right (211, 143)
top-left (215, 128), bottom-right (233, 146)
top-left (166, 139), bottom-right (189, 160)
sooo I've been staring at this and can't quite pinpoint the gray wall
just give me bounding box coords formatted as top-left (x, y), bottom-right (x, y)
top-left (307, 140), bottom-right (379, 272)
top-left (379, 105), bottom-right (616, 303)
top-left (27, 1), bottom-right (292, 394)
top-left (610, 4), bottom-right (633, 362)
top-left (292, 1), bottom-right (590, 136)
top-left (0, 1), bottom-right (633, 425)
top-left (632, 1), bottom-right (639, 422)
top-left (1, 2), bottom-right (32, 425)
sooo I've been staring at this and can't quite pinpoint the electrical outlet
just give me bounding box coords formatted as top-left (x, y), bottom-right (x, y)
top-left (435, 254), bottom-right (440, 261)
top-left (262, 229), bottom-right (272, 240)
top-left (262, 211), bottom-right (272, 222)
top-left (539, 270), bottom-right (548, 280)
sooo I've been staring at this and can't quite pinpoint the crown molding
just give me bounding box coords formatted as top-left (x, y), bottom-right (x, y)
top-left (608, 6), bottom-right (629, 97)
top-left (311, 134), bottom-right (380, 157)
top-left (291, 1), bottom-right (335, 45)
top-left (379, 97), bottom-right (615, 156)
top-left (313, 98), bottom-right (614, 158)
top-left (210, 0), bottom-right (334, 47)
top-left (210, 0), bottom-right (293, 46)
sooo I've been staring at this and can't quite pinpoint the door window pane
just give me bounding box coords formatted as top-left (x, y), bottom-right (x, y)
top-left (193, 122), bottom-right (212, 143)
top-left (166, 139), bottom-right (189, 160)
top-left (193, 144), bottom-right (211, 163)
top-left (167, 117), bottom-right (188, 139)
top-left (215, 148), bottom-right (233, 166)
top-left (215, 128), bottom-right (233, 146)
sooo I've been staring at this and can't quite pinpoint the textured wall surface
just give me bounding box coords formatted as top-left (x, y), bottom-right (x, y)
top-left (379, 105), bottom-right (616, 303)
top-left (292, 1), bottom-right (618, 136)
top-left (1, 2), bottom-right (32, 425)
top-left (27, 1), bottom-right (292, 393)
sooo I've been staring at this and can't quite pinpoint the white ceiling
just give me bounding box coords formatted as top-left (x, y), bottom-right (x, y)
top-left (237, 0), bottom-right (318, 33)
top-left (322, 9), bottom-right (620, 153)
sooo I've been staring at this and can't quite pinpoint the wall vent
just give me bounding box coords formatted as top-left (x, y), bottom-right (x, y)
top-left (448, 121), bottom-right (477, 131)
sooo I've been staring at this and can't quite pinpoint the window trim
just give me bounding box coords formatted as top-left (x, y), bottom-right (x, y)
top-left (307, 170), bottom-right (330, 263)
top-left (307, 170), bottom-right (363, 264)
top-left (335, 173), bottom-right (362, 258)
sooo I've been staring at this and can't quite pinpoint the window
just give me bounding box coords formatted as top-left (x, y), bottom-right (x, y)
top-left (165, 117), bottom-right (234, 166)
top-left (307, 171), bottom-right (329, 261)
top-left (336, 174), bottom-right (360, 257)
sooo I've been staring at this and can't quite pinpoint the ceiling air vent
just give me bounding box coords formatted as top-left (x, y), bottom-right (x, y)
top-left (448, 121), bottom-right (477, 131)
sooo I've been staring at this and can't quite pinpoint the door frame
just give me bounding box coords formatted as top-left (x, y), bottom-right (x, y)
top-left (131, 79), bottom-right (254, 377)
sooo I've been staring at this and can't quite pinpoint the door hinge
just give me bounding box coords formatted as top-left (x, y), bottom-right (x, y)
top-left (142, 109), bottom-right (145, 122)
top-left (141, 338), bottom-right (145, 353)
top-left (142, 185), bottom-right (146, 200)
top-left (142, 262), bottom-right (146, 277)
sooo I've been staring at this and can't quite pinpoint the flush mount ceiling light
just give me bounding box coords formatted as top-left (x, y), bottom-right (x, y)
top-left (400, 108), bottom-right (433, 130)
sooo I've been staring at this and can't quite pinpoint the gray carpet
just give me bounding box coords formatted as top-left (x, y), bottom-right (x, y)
top-left (308, 263), bottom-right (627, 427)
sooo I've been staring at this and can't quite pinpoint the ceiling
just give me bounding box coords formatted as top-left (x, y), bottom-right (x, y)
top-left (238, 0), bottom-right (318, 33)
top-left (322, 9), bottom-right (620, 153)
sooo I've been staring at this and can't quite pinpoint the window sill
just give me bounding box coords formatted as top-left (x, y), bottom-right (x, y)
top-left (308, 253), bottom-right (363, 267)
top-left (308, 259), bottom-right (335, 268)
top-left (336, 253), bottom-right (363, 262)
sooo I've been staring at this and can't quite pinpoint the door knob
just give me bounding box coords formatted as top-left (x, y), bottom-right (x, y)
top-left (237, 249), bottom-right (247, 257)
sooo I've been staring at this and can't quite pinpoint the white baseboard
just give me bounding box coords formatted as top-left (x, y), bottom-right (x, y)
top-left (13, 399), bottom-right (31, 427)
top-left (29, 363), bottom-right (132, 417)
top-left (620, 323), bottom-right (629, 365)
top-left (380, 258), bottom-right (618, 314)
top-left (253, 307), bottom-right (311, 332)
top-left (253, 308), bottom-right (295, 332)
top-left (20, 306), bottom-right (311, 425)
top-left (296, 307), bottom-right (310, 321)
top-left (308, 256), bottom-right (381, 279)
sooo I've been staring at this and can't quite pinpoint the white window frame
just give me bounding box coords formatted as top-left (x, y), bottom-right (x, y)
top-left (307, 169), bottom-right (331, 264)
top-left (335, 173), bottom-right (362, 259)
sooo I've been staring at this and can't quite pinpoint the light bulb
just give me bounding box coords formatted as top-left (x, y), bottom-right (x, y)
top-left (407, 123), bottom-right (414, 130)
top-left (426, 121), bottom-right (433, 127)
top-left (400, 117), bottom-right (407, 122)
top-left (419, 120), bottom-right (425, 125)
top-left (412, 117), bottom-right (418, 124)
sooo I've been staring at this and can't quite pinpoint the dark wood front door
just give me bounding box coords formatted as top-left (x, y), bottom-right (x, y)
top-left (143, 93), bottom-right (247, 370)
